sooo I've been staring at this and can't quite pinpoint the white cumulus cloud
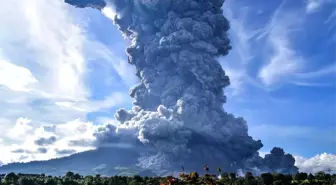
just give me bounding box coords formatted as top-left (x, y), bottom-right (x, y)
top-left (295, 153), bottom-right (336, 173)
top-left (0, 118), bottom-right (99, 164)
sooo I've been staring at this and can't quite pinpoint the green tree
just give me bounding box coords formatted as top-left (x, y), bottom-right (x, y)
top-left (294, 172), bottom-right (308, 182)
top-left (261, 173), bottom-right (273, 185)
top-left (73, 174), bottom-right (81, 180)
top-left (245, 172), bottom-right (254, 181)
top-left (307, 173), bottom-right (314, 181)
top-left (234, 177), bottom-right (245, 185)
top-left (65, 172), bottom-right (74, 179)
top-left (300, 173), bottom-right (308, 181)
top-left (273, 180), bottom-right (283, 185)
top-left (299, 180), bottom-right (311, 185)
top-left (273, 173), bottom-right (284, 182)
top-left (5, 172), bottom-right (18, 184)
top-left (230, 173), bottom-right (237, 181)
top-left (62, 177), bottom-right (78, 185)
top-left (315, 171), bottom-right (326, 181)
top-left (18, 177), bottom-right (34, 185)
top-left (283, 174), bottom-right (292, 185)
top-left (44, 178), bottom-right (57, 185)
top-left (245, 172), bottom-right (255, 185)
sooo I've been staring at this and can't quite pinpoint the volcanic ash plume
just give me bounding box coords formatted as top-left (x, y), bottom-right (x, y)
top-left (65, 0), bottom-right (298, 174)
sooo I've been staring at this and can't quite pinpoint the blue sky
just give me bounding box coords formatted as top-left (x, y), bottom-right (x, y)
top-left (0, 0), bottom-right (335, 173)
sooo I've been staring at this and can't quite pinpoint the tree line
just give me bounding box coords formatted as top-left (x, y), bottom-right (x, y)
top-left (0, 170), bottom-right (335, 185)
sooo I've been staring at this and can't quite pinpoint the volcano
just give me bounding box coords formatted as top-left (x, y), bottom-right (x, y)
top-left (0, 0), bottom-right (298, 176)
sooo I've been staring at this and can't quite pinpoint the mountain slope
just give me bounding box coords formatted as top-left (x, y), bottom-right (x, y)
top-left (0, 147), bottom-right (151, 176)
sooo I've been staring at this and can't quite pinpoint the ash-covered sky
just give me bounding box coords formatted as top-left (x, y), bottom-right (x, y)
top-left (0, 0), bottom-right (335, 174)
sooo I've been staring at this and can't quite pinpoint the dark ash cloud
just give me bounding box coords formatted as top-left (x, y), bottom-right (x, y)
top-left (37, 147), bottom-right (48, 154)
top-left (55, 149), bottom-right (77, 155)
top-left (11, 148), bottom-right (48, 154)
top-left (244, 147), bottom-right (298, 174)
top-left (65, 0), bottom-right (298, 175)
top-left (19, 155), bottom-right (29, 161)
top-left (34, 136), bottom-right (57, 146)
top-left (42, 125), bottom-right (56, 133)
top-left (11, 149), bottom-right (25, 154)
top-left (68, 139), bottom-right (94, 147)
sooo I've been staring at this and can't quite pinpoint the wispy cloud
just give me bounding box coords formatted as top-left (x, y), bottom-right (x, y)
top-left (221, 0), bottom-right (266, 95)
top-left (306, 0), bottom-right (336, 14)
top-left (323, 8), bottom-right (336, 46)
top-left (223, 0), bottom-right (334, 93)
top-left (258, 2), bottom-right (305, 87)
top-left (222, 4), bottom-right (260, 65)
top-left (289, 81), bottom-right (334, 87)
top-left (0, 0), bottom-right (131, 164)
top-left (0, 59), bottom-right (38, 92)
top-left (222, 0), bottom-right (315, 95)
top-left (0, 0), bottom-right (89, 100)
top-left (86, 41), bottom-right (138, 88)
top-left (0, 0), bottom-right (89, 130)
top-left (325, 8), bottom-right (336, 24)
top-left (306, 0), bottom-right (324, 13)
top-left (295, 64), bottom-right (336, 79)
top-left (55, 92), bottom-right (128, 112)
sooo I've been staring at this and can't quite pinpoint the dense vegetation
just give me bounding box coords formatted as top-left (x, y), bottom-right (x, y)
top-left (0, 169), bottom-right (335, 185)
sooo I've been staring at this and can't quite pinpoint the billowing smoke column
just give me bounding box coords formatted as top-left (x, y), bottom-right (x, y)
top-left (65, 0), bottom-right (298, 175)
